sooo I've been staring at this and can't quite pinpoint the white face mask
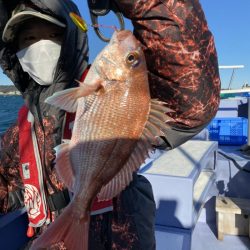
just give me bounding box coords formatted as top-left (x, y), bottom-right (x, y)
top-left (16, 40), bottom-right (61, 86)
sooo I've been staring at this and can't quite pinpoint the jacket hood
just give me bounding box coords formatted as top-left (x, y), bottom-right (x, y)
top-left (0, 0), bottom-right (89, 144)
top-left (1, 0), bottom-right (88, 93)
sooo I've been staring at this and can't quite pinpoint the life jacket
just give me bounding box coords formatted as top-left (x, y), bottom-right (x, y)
top-left (18, 70), bottom-right (113, 233)
top-left (18, 106), bottom-right (48, 228)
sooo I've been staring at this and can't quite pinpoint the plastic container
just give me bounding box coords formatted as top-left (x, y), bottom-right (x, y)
top-left (207, 117), bottom-right (248, 145)
top-left (140, 140), bottom-right (218, 229)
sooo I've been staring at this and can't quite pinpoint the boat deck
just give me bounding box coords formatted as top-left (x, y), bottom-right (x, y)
top-left (192, 145), bottom-right (250, 250)
top-left (148, 143), bottom-right (250, 250)
top-left (192, 221), bottom-right (250, 250)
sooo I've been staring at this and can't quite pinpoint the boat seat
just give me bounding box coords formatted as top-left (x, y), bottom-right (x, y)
top-left (216, 196), bottom-right (250, 240)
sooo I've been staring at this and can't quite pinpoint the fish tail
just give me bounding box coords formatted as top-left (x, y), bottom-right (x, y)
top-left (31, 205), bottom-right (90, 250)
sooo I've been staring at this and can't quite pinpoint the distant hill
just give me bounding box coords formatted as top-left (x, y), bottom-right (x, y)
top-left (0, 85), bottom-right (20, 95)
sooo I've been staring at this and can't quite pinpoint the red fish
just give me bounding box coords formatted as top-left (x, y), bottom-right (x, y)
top-left (31, 30), bottom-right (172, 250)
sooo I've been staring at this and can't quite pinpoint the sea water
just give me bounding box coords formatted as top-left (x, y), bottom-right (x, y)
top-left (0, 95), bottom-right (24, 135)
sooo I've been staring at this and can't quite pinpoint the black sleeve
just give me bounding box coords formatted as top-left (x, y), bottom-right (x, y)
top-left (115, 0), bottom-right (221, 149)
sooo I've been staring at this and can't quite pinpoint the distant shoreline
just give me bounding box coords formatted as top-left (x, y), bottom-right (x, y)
top-left (0, 92), bottom-right (21, 96)
top-left (0, 85), bottom-right (21, 95)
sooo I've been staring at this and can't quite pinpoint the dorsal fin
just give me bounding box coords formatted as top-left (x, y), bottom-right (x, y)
top-left (97, 99), bottom-right (173, 200)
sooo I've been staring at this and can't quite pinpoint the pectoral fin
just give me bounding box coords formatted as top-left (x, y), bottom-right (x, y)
top-left (45, 79), bottom-right (103, 112)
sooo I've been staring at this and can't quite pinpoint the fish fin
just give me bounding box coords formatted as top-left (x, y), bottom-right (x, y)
top-left (98, 139), bottom-right (151, 200)
top-left (144, 99), bottom-right (174, 145)
top-left (30, 205), bottom-right (90, 250)
top-left (45, 87), bottom-right (81, 112)
top-left (54, 143), bottom-right (75, 192)
top-left (45, 80), bottom-right (102, 112)
top-left (97, 99), bottom-right (173, 200)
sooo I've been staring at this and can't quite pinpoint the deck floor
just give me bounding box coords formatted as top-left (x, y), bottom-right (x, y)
top-left (155, 144), bottom-right (250, 250)
top-left (192, 145), bottom-right (250, 250)
top-left (192, 222), bottom-right (250, 250)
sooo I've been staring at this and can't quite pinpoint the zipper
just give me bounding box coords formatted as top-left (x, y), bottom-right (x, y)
top-left (36, 101), bottom-right (58, 194)
top-left (29, 111), bottom-right (48, 227)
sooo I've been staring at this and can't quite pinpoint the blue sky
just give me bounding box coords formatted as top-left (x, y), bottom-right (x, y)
top-left (1, 0), bottom-right (249, 90)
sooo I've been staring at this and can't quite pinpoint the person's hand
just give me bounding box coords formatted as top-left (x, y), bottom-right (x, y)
top-left (87, 0), bottom-right (125, 42)
top-left (87, 0), bottom-right (110, 16)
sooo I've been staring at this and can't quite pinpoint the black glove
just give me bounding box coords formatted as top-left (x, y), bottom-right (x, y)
top-left (7, 189), bottom-right (25, 212)
top-left (87, 0), bottom-right (124, 42)
top-left (87, 0), bottom-right (111, 16)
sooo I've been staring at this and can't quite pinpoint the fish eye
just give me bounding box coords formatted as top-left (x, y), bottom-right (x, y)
top-left (126, 51), bottom-right (140, 66)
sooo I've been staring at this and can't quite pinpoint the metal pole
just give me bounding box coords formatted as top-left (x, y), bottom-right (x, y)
top-left (248, 97), bottom-right (250, 146)
top-left (228, 69), bottom-right (235, 90)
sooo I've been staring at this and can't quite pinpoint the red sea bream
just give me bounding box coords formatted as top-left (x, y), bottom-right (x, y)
top-left (31, 30), bottom-right (172, 250)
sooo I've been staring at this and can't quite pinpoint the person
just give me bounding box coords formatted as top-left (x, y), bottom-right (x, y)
top-left (0, 0), bottom-right (221, 249)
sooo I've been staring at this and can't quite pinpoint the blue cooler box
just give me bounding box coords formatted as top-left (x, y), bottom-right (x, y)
top-left (207, 117), bottom-right (248, 145)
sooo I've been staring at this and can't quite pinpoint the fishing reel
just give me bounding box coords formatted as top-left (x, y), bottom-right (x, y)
top-left (87, 0), bottom-right (125, 42)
